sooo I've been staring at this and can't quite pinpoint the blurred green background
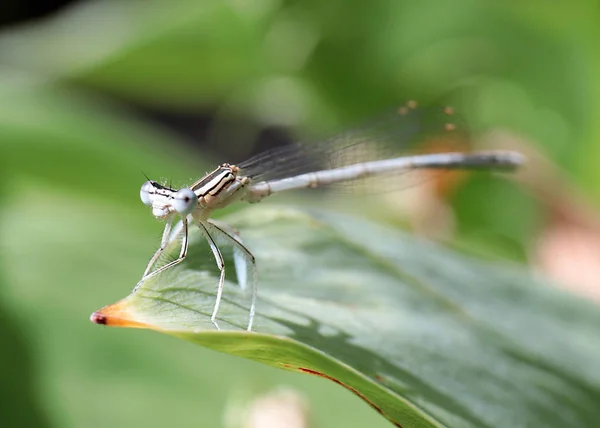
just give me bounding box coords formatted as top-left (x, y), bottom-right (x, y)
top-left (0, 0), bottom-right (599, 427)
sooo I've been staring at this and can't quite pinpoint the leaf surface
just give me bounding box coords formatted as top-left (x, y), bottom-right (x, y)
top-left (93, 206), bottom-right (600, 427)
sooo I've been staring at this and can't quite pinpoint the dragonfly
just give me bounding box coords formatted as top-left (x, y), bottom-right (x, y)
top-left (138, 100), bottom-right (525, 332)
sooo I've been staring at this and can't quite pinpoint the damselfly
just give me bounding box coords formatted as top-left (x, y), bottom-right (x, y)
top-left (138, 101), bottom-right (525, 331)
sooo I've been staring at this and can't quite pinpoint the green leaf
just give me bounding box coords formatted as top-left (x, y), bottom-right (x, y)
top-left (0, 81), bottom-right (208, 204)
top-left (0, 1), bottom-right (270, 105)
top-left (92, 205), bottom-right (600, 428)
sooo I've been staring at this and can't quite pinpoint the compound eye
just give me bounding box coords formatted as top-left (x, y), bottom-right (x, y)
top-left (140, 181), bottom-right (154, 206)
top-left (172, 188), bottom-right (198, 215)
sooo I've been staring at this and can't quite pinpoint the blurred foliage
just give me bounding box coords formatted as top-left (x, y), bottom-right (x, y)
top-left (0, 0), bottom-right (599, 427)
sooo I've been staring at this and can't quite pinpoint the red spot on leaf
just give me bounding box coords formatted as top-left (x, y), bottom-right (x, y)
top-left (90, 312), bottom-right (107, 325)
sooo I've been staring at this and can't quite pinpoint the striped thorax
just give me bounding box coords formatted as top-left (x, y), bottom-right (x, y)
top-left (140, 163), bottom-right (248, 220)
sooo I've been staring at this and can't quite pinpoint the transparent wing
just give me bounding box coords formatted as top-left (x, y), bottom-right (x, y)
top-left (237, 101), bottom-right (468, 191)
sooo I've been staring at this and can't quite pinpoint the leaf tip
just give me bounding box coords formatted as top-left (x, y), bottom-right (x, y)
top-left (90, 299), bottom-right (151, 329)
